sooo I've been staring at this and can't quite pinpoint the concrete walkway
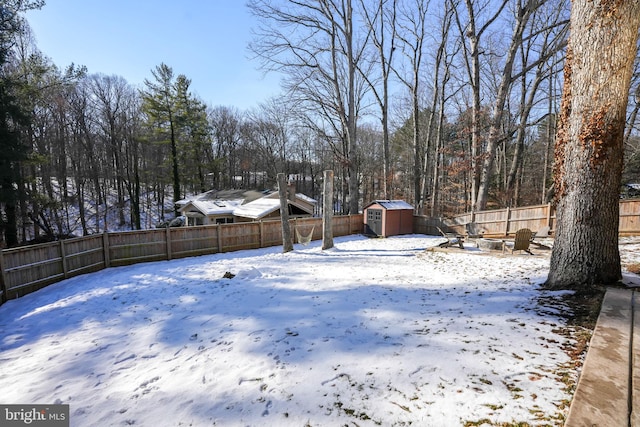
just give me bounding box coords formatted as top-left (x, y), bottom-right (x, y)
top-left (564, 287), bottom-right (638, 426)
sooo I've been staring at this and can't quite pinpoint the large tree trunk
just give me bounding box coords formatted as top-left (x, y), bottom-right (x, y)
top-left (277, 173), bottom-right (293, 253)
top-left (545, 0), bottom-right (640, 290)
top-left (322, 170), bottom-right (334, 250)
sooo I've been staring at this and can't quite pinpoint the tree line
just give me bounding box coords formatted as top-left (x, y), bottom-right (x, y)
top-left (0, 0), bottom-right (639, 248)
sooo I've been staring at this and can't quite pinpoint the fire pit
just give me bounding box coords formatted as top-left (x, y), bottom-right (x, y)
top-left (477, 238), bottom-right (504, 251)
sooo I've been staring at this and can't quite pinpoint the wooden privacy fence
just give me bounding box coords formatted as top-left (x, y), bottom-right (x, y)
top-left (413, 199), bottom-right (640, 238)
top-left (2, 200), bottom-right (639, 305)
top-left (0, 215), bottom-right (363, 304)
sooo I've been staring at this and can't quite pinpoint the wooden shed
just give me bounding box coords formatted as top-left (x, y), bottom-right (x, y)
top-left (363, 200), bottom-right (414, 237)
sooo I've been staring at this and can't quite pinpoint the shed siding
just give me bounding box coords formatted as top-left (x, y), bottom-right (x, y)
top-left (363, 200), bottom-right (414, 237)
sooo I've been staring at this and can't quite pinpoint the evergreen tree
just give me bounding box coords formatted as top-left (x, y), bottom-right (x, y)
top-left (0, 0), bottom-right (44, 246)
top-left (141, 63), bottom-right (181, 214)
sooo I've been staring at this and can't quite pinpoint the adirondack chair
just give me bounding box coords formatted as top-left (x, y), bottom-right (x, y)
top-left (465, 222), bottom-right (485, 239)
top-left (530, 226), bottom-right (551, 249)
top-left (436, 226), bottom-right (464, 249)
top-left (511, 228), bottom-right (534, 254)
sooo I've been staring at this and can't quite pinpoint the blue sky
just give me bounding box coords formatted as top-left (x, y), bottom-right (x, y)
top-left (26, 1), bottom-right (283, 110)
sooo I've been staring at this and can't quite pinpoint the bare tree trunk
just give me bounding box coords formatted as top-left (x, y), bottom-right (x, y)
top-left (541, 63), bottom-right (556, 204)
top-left (322, 170), bottom-right (334, 250)
top-left (475, 0), bottom-right (537, 211)
top-left (545, 0), bottom-right (640, 290)
top-left (277, 173), bottom-right (293, 253)
top-left (394, 0), bottom-right (429, 210)
top-left (358, 0), bottom-right (396, 200)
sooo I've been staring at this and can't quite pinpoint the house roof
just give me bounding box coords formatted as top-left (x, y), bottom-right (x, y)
top-left (179, 188), bottom-right (317, 220)
top-left (293, 193), bottom-right (318, 205)
top-left (233, 199), bottom-right (281, 219)
top-left (180, 199), bottom-right (244, 216)
top-left (176, 189), bottom-right (267, 207)
top-left (365, 200), bottom-right (414, 210)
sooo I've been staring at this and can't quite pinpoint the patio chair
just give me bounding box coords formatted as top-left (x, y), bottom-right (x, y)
top-left (436, 226), bottom-right (464, 249)
top-left (510, 228), bottom-right (534, 254)
top-left (530, 226), bottom-right (551, 249)
top-left (465, 222), bottom-right (485, 239)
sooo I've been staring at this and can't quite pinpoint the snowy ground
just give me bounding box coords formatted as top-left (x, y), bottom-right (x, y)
top-left (2, 234), bottom-right (638, 426)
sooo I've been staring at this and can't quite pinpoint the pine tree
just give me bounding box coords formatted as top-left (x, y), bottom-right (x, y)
top-left (0, 0), bottom-right (44, 246)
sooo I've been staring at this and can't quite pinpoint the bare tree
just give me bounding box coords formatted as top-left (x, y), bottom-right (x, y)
top-left (209, 106), bottom-right (243, 189)
top-left (248, 0), bottom-right (369, 214)
top-left (473, 0), bottom-right (543, 211)
top-left (546, 0), bottom-right (640, 290)
top-left (393, 0), bottom-right (430, 210)
top-left (277, 173), bottom-right (293, 252)
top-left (358, 0), bottom-right (397, 199)
top-left (426, 0), bottom-right (457, 216)
top-left (504, 2), bottom-right (569, 206)
top-left (453, 0), bottom-right (508, 210)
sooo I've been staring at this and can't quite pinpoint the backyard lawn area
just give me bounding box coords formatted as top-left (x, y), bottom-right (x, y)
top-left (2, 234), bottom-right (637, 426)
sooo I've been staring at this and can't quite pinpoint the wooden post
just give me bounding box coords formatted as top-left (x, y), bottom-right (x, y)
top-left (546, 203), bottom-right (552, 229)
top-left (165, 227), bottom-right (172, 260)
top-left (0, 249), bottom-right (7, 304)
top-left (504, 207), bottom-right (511, 236)
top-left (60, 240), bottom-right (68, 278)
top-left (259, 221), bottom-right (265, 248)
top-left (217, 224), bottom-right (224, 253)
top-left (277, 173), bottom-right (293, 252)
top-left (322, 170), bottom-right (334, 249)
top-left (102, 232), bottom-right (110, 268)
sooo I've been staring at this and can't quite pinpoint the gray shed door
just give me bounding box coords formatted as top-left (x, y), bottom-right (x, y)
top-left (367, 209), bottom-right (383, 235)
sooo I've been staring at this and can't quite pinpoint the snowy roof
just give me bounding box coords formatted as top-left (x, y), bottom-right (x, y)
top-left (179, 189), bottom-right (316, 219)
top-left (233, 198), bottom-right (281, 219)
top-left (294, 193), bottom-right (318, 205)
top-left (367, 200), bottom-right (414, 210)
top-left (176, 189), bottom-right (266, 207)
top-left (181, 199), bottom-right (244, 216)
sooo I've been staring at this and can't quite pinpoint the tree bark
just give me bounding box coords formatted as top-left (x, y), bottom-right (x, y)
top-left (277, 173), bottom-right (293, 253)
top-left (545, 0), bottom-right (640, 290)
top-left (322, 170), bottom-right (334, 250)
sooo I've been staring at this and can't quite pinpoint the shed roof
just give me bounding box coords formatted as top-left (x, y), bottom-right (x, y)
top-left (366, 200), bottom-right (414, 210)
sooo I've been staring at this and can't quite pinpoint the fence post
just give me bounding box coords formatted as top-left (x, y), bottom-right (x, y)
top-left (217, 224), bottom-right (223, 253)
top-left (546, 203), bottom-right (553, 229)
top-left (0, 249), bottom-right (7, 304)
top-left (504, 207), bottom-right (511, 236)
top-left (102, 232), bottom-right (111, 268)
top-left (165, 227), bottom-right (172, 260)
top-left (259, 221), bottom-right (264, 248)
top-left (60, 240), bottom-right (68, 278)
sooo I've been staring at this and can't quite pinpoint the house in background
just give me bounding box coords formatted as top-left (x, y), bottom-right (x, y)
top-left (234, 189), bottom-right (317, 222)
top-left (176, 185), bottom-right (317, 225)
top-left (622, 183), bottom-right (640, 199)
top-left (176, 189), bottom-right (265, 226)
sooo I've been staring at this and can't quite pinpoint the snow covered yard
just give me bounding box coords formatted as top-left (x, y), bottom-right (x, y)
top-left (0, 234), bottom-right (629, 426)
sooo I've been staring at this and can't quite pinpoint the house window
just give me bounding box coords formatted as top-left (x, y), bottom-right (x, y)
top-left (188, 216), bottom-right (204, 226)
top-left (216, 217), bottom-right (233, 224)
